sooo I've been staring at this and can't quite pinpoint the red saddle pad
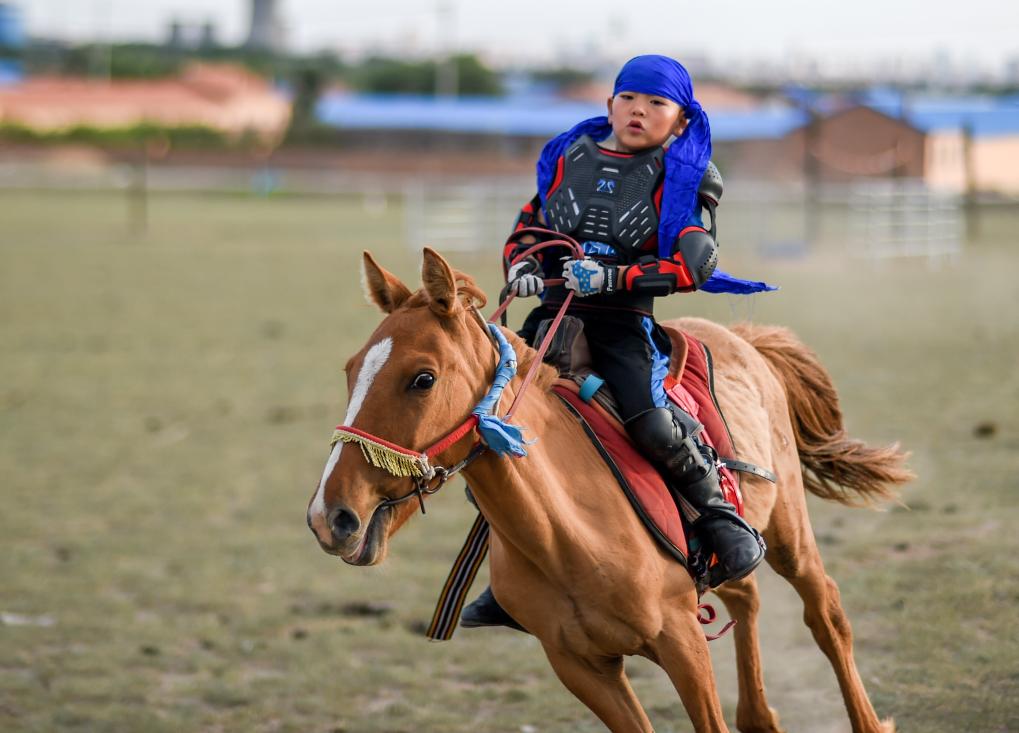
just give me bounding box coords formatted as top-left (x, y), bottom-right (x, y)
top-left (551, 329), bottom-right (745, 565)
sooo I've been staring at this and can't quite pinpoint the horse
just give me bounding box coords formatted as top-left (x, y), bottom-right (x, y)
top-left (307, 247), bottom-right (913, 733)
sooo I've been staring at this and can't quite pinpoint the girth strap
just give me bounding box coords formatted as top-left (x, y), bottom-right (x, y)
top-left (426, 512), bottom-right (490, 641)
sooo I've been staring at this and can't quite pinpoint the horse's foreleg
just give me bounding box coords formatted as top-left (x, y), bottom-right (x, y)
top-left (651, 605), bottom-right (730, 733)
top-left (765, 521), bottom-right (894, 733)
top-left (714, 575), bottom-right (785, 733)
top-left (541, 646), bottom-right (653, 733)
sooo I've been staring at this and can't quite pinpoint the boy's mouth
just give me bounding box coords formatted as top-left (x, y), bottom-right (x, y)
top-left (626, 120), bottom-right (644, 131)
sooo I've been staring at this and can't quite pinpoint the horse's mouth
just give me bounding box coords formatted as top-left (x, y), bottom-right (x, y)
top-left (340, 504), bottom-right (391, 566)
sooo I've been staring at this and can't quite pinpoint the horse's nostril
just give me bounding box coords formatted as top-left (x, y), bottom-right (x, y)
top-left (329, 506), bottom-right (361, 543)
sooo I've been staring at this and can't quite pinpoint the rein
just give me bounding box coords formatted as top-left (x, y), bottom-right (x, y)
top-left (330, 231), bottom-right (584, 514)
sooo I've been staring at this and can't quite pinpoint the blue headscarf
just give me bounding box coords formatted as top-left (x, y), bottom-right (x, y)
top-left (536, 54), bottom-right (776, 295)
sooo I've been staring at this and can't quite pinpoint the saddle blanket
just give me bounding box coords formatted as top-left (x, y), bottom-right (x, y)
top-left (552, 328), bottom-right (745, 566)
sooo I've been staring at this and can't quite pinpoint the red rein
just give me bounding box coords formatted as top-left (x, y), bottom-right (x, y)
top-left (697, 602), bottom-right (737, 641)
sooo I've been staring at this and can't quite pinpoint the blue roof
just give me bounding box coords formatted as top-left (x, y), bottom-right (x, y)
top-left (905, 98), bottom-right (1019, 137)
top-left (316, 92), bottom-right (807, 142)
top-left (859, 89), bottom-right (1019, 137)
top-left (710, 106), bottom-right (807, 141)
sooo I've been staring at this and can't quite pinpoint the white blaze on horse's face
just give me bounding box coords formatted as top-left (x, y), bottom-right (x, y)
top-left (309, 337), bottom-right (394, 522)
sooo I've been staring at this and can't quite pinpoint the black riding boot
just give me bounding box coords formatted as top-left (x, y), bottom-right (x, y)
top-left (627, 408), bottom-right (765, 588)
top-left (460, 586), bottom-right (526, 632)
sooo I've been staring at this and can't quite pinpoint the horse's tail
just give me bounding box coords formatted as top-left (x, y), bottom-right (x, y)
top-left (731, 323), bottom-right (914, 506)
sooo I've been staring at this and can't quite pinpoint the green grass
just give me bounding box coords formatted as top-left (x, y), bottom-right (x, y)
top-left (1, 190), bottom-right (1017, 732)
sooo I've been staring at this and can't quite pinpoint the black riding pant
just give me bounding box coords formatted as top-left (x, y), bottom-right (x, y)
top-left (518, 303), bottom-right (673, 423)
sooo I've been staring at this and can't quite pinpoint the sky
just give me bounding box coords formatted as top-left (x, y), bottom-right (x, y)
top-left (17, 0), bottom-right (1019, 73)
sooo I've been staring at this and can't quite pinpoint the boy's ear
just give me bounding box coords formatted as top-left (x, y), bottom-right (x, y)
top-left (672, 111), bottom-right (690, 137)
top-left (362, 251), bottom-right (411, 313)
top-left (605, 95), bottom-right (615, 121)
top-left (421, 247), bottom-right (459, 317)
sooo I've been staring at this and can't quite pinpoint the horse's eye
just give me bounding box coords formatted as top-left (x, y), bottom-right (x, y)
top-left (410, 372), bottom-right (436, 390)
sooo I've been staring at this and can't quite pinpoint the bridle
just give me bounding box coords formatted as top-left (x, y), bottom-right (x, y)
top-left (329, 231), bottom-right (584, 514)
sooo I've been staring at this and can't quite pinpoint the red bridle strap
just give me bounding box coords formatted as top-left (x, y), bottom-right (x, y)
top-left (332, 425), bottom-right (423, 459)
top-left (333, 415), bottom-right (479, 463)
top-left (423, 414), bottom-right (479, 459)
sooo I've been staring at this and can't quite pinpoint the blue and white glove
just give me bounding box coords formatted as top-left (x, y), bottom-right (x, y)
top-left (562, 258), bottom-right (617, 297)
top-left (507, 256), bottom-right (544, 298)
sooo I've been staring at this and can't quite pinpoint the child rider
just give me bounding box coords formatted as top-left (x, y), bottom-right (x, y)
top-left (462, 55), bottom-right (773, 631)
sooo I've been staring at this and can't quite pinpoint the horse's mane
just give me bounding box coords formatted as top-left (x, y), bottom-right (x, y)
top-left (503, 329), bottom-right (557, 393)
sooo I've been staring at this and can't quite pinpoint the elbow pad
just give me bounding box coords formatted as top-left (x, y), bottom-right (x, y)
top-left (620, 227), bottom-right (717, 295)
top-left (674, 226), bottom-right (718, 290)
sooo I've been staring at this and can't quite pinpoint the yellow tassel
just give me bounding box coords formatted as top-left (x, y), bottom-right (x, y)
top-left (330, 430), bottom-right (427, 478)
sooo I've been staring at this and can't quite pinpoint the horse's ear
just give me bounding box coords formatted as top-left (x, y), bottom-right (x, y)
top-left (421, 247), bottom-right (458, 317)
top-left (362, 251), bottom-right (411, 314)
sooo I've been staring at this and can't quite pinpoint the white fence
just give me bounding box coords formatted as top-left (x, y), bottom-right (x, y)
top-left (849, 179), bottom-right (963, 265)
top-left (403, 179), bottom-right (532, 252)
top-left (0, 160), bottom-right (968, 265)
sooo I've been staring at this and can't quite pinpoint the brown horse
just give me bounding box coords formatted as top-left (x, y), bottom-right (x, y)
top-left (307, 248), bottom-right (913, 733)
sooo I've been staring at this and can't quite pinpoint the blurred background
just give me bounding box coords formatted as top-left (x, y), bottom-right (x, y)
top-left (1, 2), bottom-right (1017, 732)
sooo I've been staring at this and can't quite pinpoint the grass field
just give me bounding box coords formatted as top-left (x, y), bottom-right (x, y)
top-left (2, 189), bottom-right (1018, 732)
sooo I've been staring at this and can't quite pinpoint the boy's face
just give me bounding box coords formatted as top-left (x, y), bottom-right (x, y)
top-left (606, 91), bottom-right (688, 152)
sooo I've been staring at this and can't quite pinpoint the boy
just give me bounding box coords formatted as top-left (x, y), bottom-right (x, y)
top-left (463, 55), bottom-right (770, 630)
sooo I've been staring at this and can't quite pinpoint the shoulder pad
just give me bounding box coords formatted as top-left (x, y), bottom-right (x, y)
top-left (698, 161), bottom-right (723, 205)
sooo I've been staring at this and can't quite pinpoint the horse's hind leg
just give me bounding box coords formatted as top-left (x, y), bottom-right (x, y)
top-left (764, 499), bottom-right (895, 733)
top-left (541, 646), bottom-right (654, 733)
top-left (714, 575), bottom-right (785, 733)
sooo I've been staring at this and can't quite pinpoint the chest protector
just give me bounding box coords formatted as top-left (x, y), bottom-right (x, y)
top-left (544, 135), bottom-right (664, 255)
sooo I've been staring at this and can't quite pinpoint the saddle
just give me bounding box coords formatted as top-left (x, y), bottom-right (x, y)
top-left (534, 316), bottom-right (774, 568)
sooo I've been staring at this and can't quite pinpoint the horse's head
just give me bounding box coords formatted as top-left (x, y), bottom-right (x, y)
top-left (307, 248), bottom-right (494, 565)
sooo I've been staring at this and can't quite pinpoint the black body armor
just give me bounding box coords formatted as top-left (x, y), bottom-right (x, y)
top-left (544, 136), bottom-right (664, 255)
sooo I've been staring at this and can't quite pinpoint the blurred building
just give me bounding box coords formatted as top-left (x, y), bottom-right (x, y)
top-left (246, 0), bottom-right (286, 54)
top-left (0, 63), bottom-right (290, 142)
top-left (313, 88), bottom-right (1019, 195)
top-left (0, 1), bottom-right (25, 49)
top-left (845, 90), bottom-right (1019, 194)
top-left (727, 94), bottom-right (1019, 195)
